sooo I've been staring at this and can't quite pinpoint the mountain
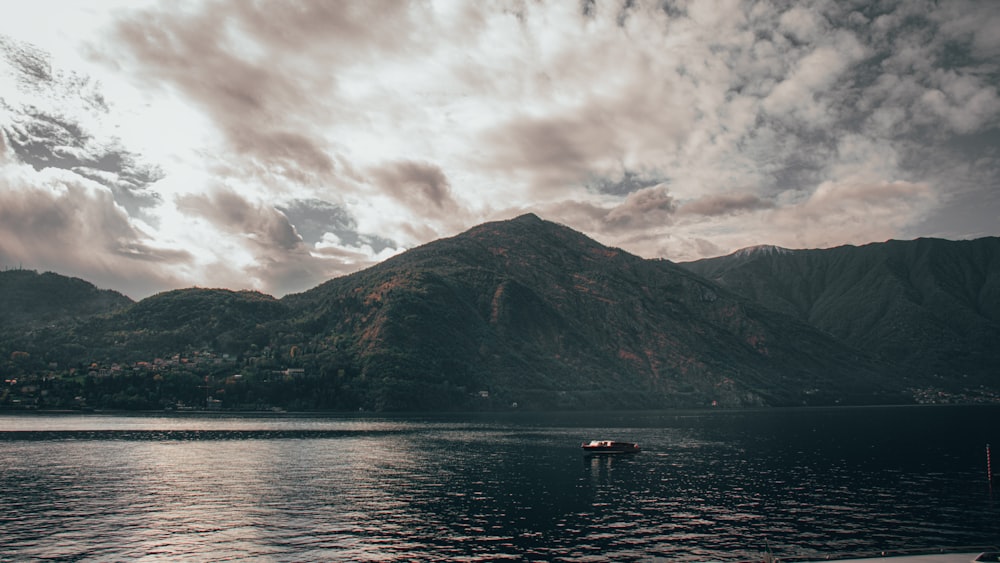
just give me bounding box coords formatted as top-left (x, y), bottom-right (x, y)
top-left (3, 218), bottom-right (996, 412)
top-left (279, 214), bottom-right (902, 409)
top-left (681, 237), bottom-right (1000, 387)
top-left (84, 288), bottom-right (289, 359)
top-left (0, 269), bottom-right (133, 330)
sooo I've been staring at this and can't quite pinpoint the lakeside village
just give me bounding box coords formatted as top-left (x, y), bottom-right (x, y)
top-left (3, 348), bottom-right (333, 412)
top-left (3, 345), bottom-right (1000, 411)
top-left (0, 346), bottom-right (505, 412)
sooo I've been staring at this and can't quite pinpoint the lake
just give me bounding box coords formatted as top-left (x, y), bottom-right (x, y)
top-left (1, 406), bottom-right (998, 561)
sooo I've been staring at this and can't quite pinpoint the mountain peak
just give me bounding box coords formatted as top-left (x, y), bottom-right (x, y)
top-left (731, 244), bottom-right (792, 258)
top-left (511, 212), bottom-right (542, 223)
top-left (463, 213), bottom-right (592, 246)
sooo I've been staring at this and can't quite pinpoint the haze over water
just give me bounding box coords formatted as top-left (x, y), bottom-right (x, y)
top-left (2, 406), bottom-right (998, 561)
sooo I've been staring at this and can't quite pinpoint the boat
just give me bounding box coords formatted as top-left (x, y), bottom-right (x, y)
top-left (581, 440), bottom-right (641, 454)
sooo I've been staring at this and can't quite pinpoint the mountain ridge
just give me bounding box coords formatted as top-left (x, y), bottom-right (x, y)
top-left (681, 236), bottom-right (1000, 383)
top-left (0, 269), bottom-right (133, 328)
top-left (2, 217), bottom-right (997, 411)
top-left (280, 214), bottom-right (903, 408)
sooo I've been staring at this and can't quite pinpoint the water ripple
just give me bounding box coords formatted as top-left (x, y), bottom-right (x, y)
top-left (1, 407), bottom-right (998, 561)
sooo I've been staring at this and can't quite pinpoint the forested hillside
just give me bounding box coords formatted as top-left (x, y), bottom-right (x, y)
top-left (681, 237), bottom-right (1000, 387)
top-left (2, 218), bottom-right (997, 412)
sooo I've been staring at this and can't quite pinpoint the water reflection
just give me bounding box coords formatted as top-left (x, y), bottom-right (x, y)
top-left (584, 451), bottom-right (636, 482)
top-left (1, 407), bottom-right (998, 561)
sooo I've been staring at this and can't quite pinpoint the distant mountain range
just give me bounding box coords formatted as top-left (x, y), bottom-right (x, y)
top-left (2, 215), bottom-right (997, 411)
top-left (680, 237), bottom-right (1000, 386)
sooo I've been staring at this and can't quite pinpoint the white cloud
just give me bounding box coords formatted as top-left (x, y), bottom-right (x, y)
top-left (916, 71), bottom-right (1000, 134)
top-left (1, 0), bottom-right (998, 296)
top-left (0, 156), bottom-right (190, 297)
top-left (774, 177), bottom-right (936, 246)
top-left (763, 33), bottom-right (867, 126)
top-left (778, 4), bottom-right (826, 43)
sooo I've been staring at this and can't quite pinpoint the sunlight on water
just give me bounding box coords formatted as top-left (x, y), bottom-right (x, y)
top-left (1, 407), bottom-right (998, 561)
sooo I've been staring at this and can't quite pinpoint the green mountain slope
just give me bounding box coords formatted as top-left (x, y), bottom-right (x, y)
top-left (681, 238), bottom-right (1000, 385)
top-left (6, 218), bottom-right (995, 411)
top-left (0, 269), bottom-right (133, 330)
top-left (90, 288), bottom-right (289, 359)
top-left (281, 214), bottom-right (902, 409)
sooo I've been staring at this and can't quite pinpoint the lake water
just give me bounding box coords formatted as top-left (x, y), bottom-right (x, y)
top-left (1, 406), bottom-right (998, 561)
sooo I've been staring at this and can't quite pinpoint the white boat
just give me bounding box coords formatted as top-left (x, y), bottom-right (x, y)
top-left (581, 440), bottom-right (640, 454)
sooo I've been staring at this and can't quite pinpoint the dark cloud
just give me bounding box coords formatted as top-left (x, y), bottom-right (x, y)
top-left (1, 36), bottom-right (161, 217)
top-left (587, 169), bottom-right (667, 196)
top-left (933, 0), bottom-right (1000, 59)
top-left (604, 185), bottom-right (676, 231)
top-left (3, 109), bottom-right (163, 215)
top-left (173, 188), bottom-right (361, 296)
top-left (1, 35), bottom-right (108, 113)
top-left (369, 160), bottom-right (460, 213)
top-left (6, 111), bottom-right (87, 169)
top-left (0, 174), bottom-right (191, 298)
top-left (0, 34), bottom-right (52, 84)
top-left (0, 178), bottom-right (178, 262)
top-left (176, 188), bottom-right (301, 251)
top-left (486, 115), bottom-right (594, 172)
top-left (23, 186), bottom-right (389, 298)
top-left (277, 199), bottom-right (356, 245)
top-left (679, 193), bottom-right (775, 217)
top-left (481, 112), bottom-right (620, 189)
top-left (278, 198), bottom-right (396, 252)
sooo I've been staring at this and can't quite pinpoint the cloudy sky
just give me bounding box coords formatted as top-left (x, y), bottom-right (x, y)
top-left (1, 0), bottom-right (998, 299)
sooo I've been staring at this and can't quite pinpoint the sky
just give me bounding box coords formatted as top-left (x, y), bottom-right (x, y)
top-left (1, 0), bottom-right (998, 300)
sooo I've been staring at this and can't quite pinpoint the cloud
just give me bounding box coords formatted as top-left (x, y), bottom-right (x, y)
top-left (679, 193), bottom-right (775, 217)
top-left (587, 170), bottom-right (668, 196)
top-left (762, 32), bottom-right (868, 126)
top-left (778, 5), bottom-right (826, 43)
top-left (603, 184), bottom-right (677, 230)
top-left (102, 8), bottom-right (312, 181)
top-left (0, 34), bottom-right (54, 88)
top-left (0, 163), bottom-right (190, 297)
top-left (175, 188), bottom-right (302, 252)
top-left (773, 178), bottom-right (936, 247)
top-left (645, 176), bottom-right (936, 263)
top-left (369, 160), bottom-right (460, 214)
top-left (520, 183), bottom-right (678, 252)
top-left (3, 0), bottom-right (999, 298)
top-left (931, 0), bottom-right (1000, 60)
top-left (279, 199), bottom-right (362, 244)
top-left (915, 72), bottom-right (1000, 135)
top-left (169, 187), bottom-right (402, 296)
top-left (441, 0), bottom-right (996, 261)
top-left (3, 109), bottom-right (163, 213)
top-left (479, 111), bottom-right (623, 194)
top-left (1, 35), bottom-right (163, 218)
top-left (98, 1), bottom-right (431, 188)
